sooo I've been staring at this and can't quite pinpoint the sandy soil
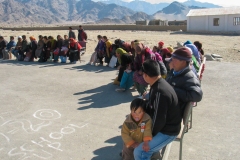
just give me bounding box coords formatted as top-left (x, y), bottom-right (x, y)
top-left (1, 30), bottom-right (240, 63)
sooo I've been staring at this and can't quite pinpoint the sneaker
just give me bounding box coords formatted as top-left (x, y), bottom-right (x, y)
top-left (115, 88), bottom-right (125, 92)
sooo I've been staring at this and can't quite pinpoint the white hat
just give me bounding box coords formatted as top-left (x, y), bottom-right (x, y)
top-left (18, 36), bottom-right (22, 39)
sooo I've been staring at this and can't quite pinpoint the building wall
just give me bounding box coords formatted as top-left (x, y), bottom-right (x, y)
top-left (188, 16), bottom-right (206, 31)
top-left (227, 14), bottom-right (240, 32)
top-left (208, 15), bottom-right (225, 31)
top-left (188, 14), bottom-right (240, 32)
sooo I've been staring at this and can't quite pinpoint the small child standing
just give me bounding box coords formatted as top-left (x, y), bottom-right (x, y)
top-left (121, 98), bottom-right (152, 160)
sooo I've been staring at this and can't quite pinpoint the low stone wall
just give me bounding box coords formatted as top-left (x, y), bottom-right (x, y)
top-left (2, 25), bottom-right (187, 32)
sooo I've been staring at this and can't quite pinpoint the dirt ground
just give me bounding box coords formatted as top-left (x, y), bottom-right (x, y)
top-left (1, 30), bottom-right (240, 63)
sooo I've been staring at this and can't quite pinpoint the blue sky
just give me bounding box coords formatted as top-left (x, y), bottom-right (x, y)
top-left (95, 0), bottom-right (239, 7)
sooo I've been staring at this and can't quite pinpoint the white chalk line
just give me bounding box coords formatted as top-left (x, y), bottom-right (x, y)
top-left (0, 132), bottom-right (10, 142)
top-left (1, 119), bottom-right (52, 134)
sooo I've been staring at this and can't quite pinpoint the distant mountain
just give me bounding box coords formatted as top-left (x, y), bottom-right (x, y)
top-left (153, 1), bottom-right (204, 21)
top-left (183, 0), bottom-right (221, 8)
top-left (99, 0), bottom-right (170, 15)
top-left (97, 12), bottom-right (153, 24)
top-left (0, 0), bottom-right (135, 25)
top-left (98, 0), bottom-right (221, 15)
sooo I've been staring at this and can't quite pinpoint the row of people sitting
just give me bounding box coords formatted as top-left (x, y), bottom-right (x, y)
top-left (87, 35), bottom-right (204, 96)
top-left (0, 35), bottom-right (85, 63)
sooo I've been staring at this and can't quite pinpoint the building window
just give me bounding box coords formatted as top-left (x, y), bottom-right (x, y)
top-left (233, 17), bottom-right (240, 25)
top-left (213, 18), bottom-right (219, 26)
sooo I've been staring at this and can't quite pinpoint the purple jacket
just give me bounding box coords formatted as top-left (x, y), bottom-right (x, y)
top-left (95, 40), bottom-right (105, 52)
top-left (134, 48), bottom-right (156, 71)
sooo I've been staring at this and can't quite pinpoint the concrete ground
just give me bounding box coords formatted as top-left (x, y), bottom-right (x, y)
top-left (0, 55), bottom-right (239, 160)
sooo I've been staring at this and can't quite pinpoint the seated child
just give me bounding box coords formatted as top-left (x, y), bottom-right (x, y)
top-left (121, 98), bottom-right (152, 160)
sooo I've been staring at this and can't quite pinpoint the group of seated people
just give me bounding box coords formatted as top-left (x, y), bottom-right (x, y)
top-left (103, 39), bottom-right (203, 159)
top-left (0, 34), bottom-right (85, 64)
top-left (0, 31), bottom-right (204, 159)
top-left (88, 35), bottom-right (205, 97)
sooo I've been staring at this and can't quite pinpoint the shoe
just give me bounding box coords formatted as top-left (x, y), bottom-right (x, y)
top-left (115, 88), bottom-right (125, 92)
top-left (72, 61), bottom-right (77, 64)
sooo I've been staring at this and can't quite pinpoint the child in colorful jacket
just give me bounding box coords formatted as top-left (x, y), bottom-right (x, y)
top-left (121, 98), bottom-right (152, 160)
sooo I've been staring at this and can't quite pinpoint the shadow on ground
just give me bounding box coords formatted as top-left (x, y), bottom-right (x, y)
top-left (92, 136), bottom-right (122, 160)
top-left (0, 59), bottom-right (76, 68)
top-left (74, 83), bottom-right (136, 110)
top-left (65, 64), bottom-right (115, 73)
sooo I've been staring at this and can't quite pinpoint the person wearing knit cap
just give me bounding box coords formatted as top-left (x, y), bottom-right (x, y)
top-left (166, 47), bottom-right (203, 117)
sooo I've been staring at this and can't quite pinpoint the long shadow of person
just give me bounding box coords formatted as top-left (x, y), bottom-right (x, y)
top-left (74, 83), bottom-right (135, 110)
top-left (92, 136), bottom-right (123, 160)
top-left (65, 64), bottom-right (115, 73)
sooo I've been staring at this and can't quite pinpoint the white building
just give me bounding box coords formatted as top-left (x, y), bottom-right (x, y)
top-left (187, 7), bottom-right (240, 32)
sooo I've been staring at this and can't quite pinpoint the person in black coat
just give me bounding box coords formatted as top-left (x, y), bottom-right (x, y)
top-left (166, 47), bottom-right (203, 116)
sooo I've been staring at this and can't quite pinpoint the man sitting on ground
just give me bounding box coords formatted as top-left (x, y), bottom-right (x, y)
top-left (3, 36), bottom-right (16, 59)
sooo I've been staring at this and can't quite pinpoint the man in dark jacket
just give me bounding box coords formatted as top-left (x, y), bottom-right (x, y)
top-left (78, 25), bottom-right (87, 42)
top-left (166, 47), bottom-right (203, 116)
top-left (133, 59), bottom-right (181, 160)
top-left (0, 36), bottom-right (8, 59)
top-left (68, 27), bottom-right (76, 39)
top-left (18, 35), bottom-right (28, 58)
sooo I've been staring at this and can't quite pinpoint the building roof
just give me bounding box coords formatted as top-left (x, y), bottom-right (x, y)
top-left (187, 7), bottom-right (240, 17)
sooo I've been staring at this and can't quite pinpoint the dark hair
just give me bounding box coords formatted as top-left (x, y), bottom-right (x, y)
top-left (194, 41), bottom-right (204, 55)
top-left (43, 36), bottom-right (48, 40)
top-left (10, 36), bottom-right (14, 39)
top-left (22, 35), bottom-right (26, 38)
top-left (153, 46), bottom-right (158, 50)
top-left (103, 36), bottom-right (107, 39)
top-left (39, 35), bottom-right (43, 38)
top-left (79, 25), bottom-right (82, 27)
top-left (69, 27), bottom-right (72, 29)
top-left (130, 98), bottom-right (147, 112)
top-left (142, 59), bottom-right (160, 77)
top-left (48, 36), bottom-right (53, 39)
top-left (97, 35), bottom-right (102, 39)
